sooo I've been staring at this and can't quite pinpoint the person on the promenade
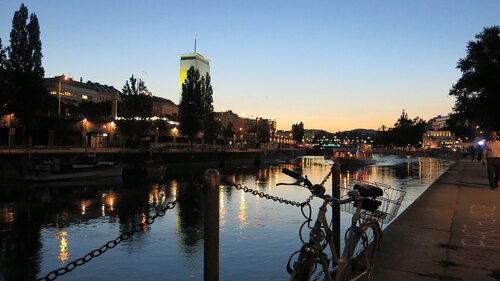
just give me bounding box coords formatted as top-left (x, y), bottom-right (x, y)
top-left (468, 145), bottom-right (476, 161)
top-left (482, 131), bottom-right (500, 189)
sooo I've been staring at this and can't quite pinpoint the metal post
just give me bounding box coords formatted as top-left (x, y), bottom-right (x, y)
top-left (332, 163), bottom-right (341, 254)
top-left (203, 169), bottom-right (220, 281)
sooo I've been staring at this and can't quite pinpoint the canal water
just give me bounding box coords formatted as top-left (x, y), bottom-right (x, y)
top-left (0, 155), bottom-right (454, 281)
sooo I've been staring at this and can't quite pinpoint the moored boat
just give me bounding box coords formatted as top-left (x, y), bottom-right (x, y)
top-left (327, 144), bottom-right (375, 166)
top-left (24, 154), bottom-right (123, 182)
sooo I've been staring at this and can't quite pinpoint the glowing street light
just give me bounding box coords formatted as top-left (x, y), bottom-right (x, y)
top-left (58, 75), bottom-right (70, 117)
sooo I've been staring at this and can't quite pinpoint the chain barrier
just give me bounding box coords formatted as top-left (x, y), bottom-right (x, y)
top-left (227, 181), bottom-right (314, 207)
top-left (37, 199), bottom-right (179, 281)
top-left (320, 168), bottom-right (333, 186)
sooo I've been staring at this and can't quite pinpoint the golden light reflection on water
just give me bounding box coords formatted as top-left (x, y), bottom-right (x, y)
top-left (238, 190), bottom-right (247, 227)
top-left (141, 213), bottom-right (149, 232)
top-left (219, 187), bottom-right (226, 226)
top-left (57, 231), bottom-right (69, 263)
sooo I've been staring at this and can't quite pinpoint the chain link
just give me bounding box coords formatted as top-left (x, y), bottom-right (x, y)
top-left (37, 199), bottom-right (179, 281)
top-left (320, 168), bottom-right (333, 186)
top-left (232, 183), bottom-right (314, 207)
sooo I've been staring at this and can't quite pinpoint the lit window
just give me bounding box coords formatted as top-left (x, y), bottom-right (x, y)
top-left (82, 95), bottom-right (88, 100)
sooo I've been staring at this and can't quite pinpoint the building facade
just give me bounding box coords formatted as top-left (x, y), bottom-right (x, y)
top-left (422, 130), bottom-right (456, 149)
top-left (179, 53), bottom-right (210, 86)
top-left (44, 75), bottom-right (122, 118)
top-left (152, 96), bottom-right (178, 117)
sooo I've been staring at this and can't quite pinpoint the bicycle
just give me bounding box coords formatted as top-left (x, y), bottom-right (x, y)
top-left (277, 168), bottom-right (406, 281)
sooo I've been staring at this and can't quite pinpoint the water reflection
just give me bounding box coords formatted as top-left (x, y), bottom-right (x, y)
top-left (57, 230), bottom-right (69, 263)
top-left (0, 155), bottom-right (454, 281)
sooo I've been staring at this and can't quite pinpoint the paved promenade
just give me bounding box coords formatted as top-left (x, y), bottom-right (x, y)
top-left (372, 159), bottom-right (500, 281)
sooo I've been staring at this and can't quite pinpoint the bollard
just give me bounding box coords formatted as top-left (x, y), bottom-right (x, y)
top-left (203, 169), bottom-right (220, 281)
top-left (331, 163), bottom-right (341, 255)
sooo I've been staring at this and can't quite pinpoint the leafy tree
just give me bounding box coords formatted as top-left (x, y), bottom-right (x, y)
top-left (116, 75), bottom-right (153, 143)
top-left (223, 122), bottom-right (236, 144)
top-left (0, 38), bottom-right (7, 115)
top-left (179, 67), bottom-right (202, 142)
top-left (120, 75), bottom-right (152, 118)
top-left (374, 110), bottom-right (427, 147)
top-left (449, 26), bottom-right (500, 132)
top-left (76, 101), bottom-right (112, 119)
top-left (27, 13), bottom-right (44, 77)
top-left (5, 4), bottom-right (47, 143)
top-left (200, 73), bottom-right (218, 142)
top-left (178, 66), bottom-right (216, 144)
top-left (256, 118), bottom-right (271, 143)
top-left (291, 122), bottom-right (304, 143)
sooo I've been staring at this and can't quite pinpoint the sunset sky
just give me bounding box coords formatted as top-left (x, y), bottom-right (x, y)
top-left (1, 1), bottom-right (499, 132)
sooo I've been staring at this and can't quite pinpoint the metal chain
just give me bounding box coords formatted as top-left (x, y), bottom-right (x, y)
top-left (320, 169), bottom-right (333, 186)
top-left (37, 199), bottom-right (179, 281)
top-left (232, 183), bottom-right (314, 207)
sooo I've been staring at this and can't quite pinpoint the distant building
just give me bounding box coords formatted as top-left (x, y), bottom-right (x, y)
top-left (214, 110), bottom-right (245, 131)
top-left (44, 75), bottom-right (122, 118)
top-left (422, 130), bottom-right (455, 149)
top-left (152, 96), bottom-right (178, 117)
top-left (304, 129), bottom-right (323, 143)
top-left (179, 53), bottom-right (210, 86)
top-left (427, 115), bottom-right (450, 130)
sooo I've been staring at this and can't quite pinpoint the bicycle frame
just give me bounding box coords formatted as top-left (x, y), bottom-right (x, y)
top-left (290, 195), bottom-right (373, 281)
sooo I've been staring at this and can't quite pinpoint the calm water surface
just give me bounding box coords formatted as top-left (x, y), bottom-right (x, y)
top-left (0, 155), bottom-right (454, 281)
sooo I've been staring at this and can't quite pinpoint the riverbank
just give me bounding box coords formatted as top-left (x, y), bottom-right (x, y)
top-left (372, 159), bottom-right (500, 281)
top-left (0, 147), bottom-right (306, 180)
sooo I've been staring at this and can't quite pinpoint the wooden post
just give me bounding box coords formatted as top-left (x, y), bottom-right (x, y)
top-left (203, 169), bottom-right (220, 281)
top-left (332, 163), bottom-right (341, 255)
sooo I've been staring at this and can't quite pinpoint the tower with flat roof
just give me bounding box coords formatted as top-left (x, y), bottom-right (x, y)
top-left (179, 53), bottom-right (210, 86)
top-left (179, 35), bottom-right (210, 86)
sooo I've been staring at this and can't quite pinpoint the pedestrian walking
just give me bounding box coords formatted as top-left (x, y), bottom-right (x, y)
top-left (482, 131), bottom-right (500, 189)
top-left (469, 145), bottom-right (476, 161)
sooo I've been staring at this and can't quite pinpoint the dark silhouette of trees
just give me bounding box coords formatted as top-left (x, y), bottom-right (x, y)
top-left (200, 73), bottom-right (218, 143)
top-left (116, 75), bottom-right (153, 143)
top-left (292, 122), bottom-right (305, 144)
top-left (3, 4), bottom-right (47, 143)
top-left (256, 118), bottom-right (271, 143)
top-left (373, 110), bottom-right (427, 147)
top-left (178, 66), bottom-right (216, 144)
top-left (449, 26), bottom-right (500, 133)
top-left (0, 38), bottom-right (7, 116)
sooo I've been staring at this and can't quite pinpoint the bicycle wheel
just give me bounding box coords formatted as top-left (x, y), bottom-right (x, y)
top-left (290, 249), bottom-right (316, 281)
top-left (341, 221), bottom-right (381, 281)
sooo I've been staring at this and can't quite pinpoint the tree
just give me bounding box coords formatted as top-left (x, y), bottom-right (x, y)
top-left (378, 110), bottom-right (427, 147)
top-left (0, 38), bottom-right (7, 115)
top-left (5, 4), bottom-right (47, 143)
top-left (116, 75), bottom-right (153, 143)
top-left (449, 26), bottom-right (500, 132)
top-left (291, 122), bottom-right (305, 144)
top-left (200, 73), bottom-right (217, 143)
top-left (179, 66), bottom-right (202, 142)
top-left (256, 118), bottom-right (271, 143)
top-left (27, 13), bottom-right (44, 77)
top-left (178, 67), bottom-right (216, 144)
top-left (120, 75), bottom-right (153, 118)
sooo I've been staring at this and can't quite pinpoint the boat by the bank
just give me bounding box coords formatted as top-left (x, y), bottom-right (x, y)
top-left (326, 145), bottom-right (376, 166)
top-left (24, 154), bottom-right (123, 182)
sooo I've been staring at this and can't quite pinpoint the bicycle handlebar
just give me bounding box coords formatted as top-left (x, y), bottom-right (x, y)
top-left (278, 168), bottom-right (313, 188)
top-left (278, 168), bottom-right (359, 205)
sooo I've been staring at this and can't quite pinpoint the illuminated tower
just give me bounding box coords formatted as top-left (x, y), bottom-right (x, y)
top-left (179, 35), bottom-right (210, 86)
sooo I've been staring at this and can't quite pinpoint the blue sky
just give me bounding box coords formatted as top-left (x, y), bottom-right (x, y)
top-left (1, 1), bottom-right (499, 132)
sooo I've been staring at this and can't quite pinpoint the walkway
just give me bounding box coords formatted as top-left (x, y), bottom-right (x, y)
top-left (372, 159), bottom-right (500, 281)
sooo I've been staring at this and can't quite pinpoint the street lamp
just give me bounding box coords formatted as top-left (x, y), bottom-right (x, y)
top-left (58, 75), bottom-right (70, 117)
top-left (171, 127), bottom-right (178, 143)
